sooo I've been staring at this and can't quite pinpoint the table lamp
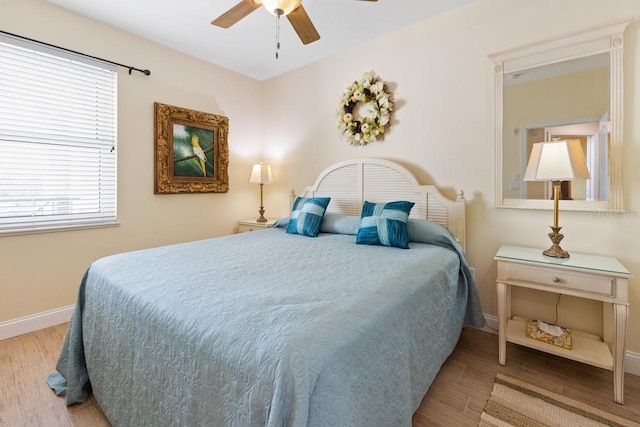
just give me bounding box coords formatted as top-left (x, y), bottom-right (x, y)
top-left (523, 139), bottom-right (590, 258)
top-left (249, 163), bottom-right (273, 222)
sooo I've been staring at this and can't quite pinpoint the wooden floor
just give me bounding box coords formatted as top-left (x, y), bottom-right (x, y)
top-left (1, 324), bottom-right (639, 426)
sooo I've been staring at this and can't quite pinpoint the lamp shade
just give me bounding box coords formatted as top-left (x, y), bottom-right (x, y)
top-left (523, 139), bottom-right (590, 181)
top-left (249, 163), bottom-right (273, 184)
top-left (262, 0), bottom-right (302, 16)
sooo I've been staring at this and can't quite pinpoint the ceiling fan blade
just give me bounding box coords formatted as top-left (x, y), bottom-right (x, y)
top-left (211, 0), bottom-right (261, 28)
top-left (287, 5), bottom-right (320, 45)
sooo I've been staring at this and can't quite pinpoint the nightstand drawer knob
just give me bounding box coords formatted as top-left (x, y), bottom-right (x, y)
top-left (552, 276), bottom-right (560, 283)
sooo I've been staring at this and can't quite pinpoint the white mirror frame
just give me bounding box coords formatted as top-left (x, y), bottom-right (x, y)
top-left (491, 18), bottom-right (632, 212)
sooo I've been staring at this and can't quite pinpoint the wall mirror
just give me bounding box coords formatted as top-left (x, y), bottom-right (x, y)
top-left (491, 19), bottom-right (631, 211)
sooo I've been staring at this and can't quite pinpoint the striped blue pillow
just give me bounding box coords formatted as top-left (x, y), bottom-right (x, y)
top-left (356, 201), bottom-right (415, 249)
top-left (286, 197), bottom-right (331, 237)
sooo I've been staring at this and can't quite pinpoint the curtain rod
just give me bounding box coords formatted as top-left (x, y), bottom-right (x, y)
top-left (0, 30), bottom-right (151, 76)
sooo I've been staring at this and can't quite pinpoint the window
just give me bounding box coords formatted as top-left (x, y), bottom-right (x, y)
top-left (0, 34), bottom-right (117, 235)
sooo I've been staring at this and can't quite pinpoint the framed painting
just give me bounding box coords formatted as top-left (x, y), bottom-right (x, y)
top-left (154, 102), bottom-right (229, 193)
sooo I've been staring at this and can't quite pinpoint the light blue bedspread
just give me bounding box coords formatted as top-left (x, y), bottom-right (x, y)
top-left (48, 223), bottom-right (484, 426)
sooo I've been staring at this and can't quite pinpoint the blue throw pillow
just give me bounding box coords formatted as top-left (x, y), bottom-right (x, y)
top-left (356, 200), bottom-right (415, 249)
top-left (320, 213), bottom-right (360, 235)
top-left (286, 197), bottom-right (331, 237)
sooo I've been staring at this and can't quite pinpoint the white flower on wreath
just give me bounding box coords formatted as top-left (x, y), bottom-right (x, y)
top-left (336, 71), bottom-right (394, 146)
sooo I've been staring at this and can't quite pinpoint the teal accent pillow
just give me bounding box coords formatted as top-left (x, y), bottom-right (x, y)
top-left (356, 200), bottom-right (415, 248)
top-left (286, 197), bottom-right (331, 237)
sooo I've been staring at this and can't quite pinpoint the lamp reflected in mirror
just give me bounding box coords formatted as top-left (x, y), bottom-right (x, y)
top-left (524, 140), bottom-right (590, 258)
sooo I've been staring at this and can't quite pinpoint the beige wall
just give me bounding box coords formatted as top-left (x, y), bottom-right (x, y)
top-left (2, 0), bottom-right (640, 355)
top-left (0, 0), bottom-right (279, 321)
top-left (261, 0), bottom-right (640, 352)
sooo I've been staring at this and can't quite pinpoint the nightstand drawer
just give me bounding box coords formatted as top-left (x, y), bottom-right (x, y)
top-left (238, 224), bottom-right (263, 233)
top-left (506, 263), bottom-right (614, 296)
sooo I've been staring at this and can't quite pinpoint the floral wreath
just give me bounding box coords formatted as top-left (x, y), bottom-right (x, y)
top-left (337, 71), bottom-right (393, 146)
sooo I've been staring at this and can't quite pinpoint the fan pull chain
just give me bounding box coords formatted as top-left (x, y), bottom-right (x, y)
top-left (275, 12), bottom-right (281, 59)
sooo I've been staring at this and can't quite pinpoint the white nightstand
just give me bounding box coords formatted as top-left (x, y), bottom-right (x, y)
top-left (495, 245), bottom-right (631, 404)
top-left (237, 218), bottom-right (277, 233)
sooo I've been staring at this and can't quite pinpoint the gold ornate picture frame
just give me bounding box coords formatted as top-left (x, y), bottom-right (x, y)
top-left (154, 102), bottom-right (229, 193)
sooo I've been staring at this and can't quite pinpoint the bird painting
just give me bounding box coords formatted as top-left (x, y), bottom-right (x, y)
top-left (191, 135), bottom-right (207, 177)
top-left (171, 124), bottom-right (214, 178)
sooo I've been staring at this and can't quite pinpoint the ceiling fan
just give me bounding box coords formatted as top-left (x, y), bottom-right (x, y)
top-left (212, 0), bottom-right (378, 46)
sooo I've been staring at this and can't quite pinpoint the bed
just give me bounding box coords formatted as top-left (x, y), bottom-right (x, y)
top-left (48, 158), bottom-right (484, 426)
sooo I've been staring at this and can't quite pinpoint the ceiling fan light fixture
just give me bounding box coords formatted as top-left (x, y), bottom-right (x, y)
top-left (262, 0), bottom-right (302, 16)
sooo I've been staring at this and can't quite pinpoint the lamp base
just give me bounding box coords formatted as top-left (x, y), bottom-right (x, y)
top-left (256, 206), bottom-right (267, 223)
top-left (542, 226), bottom-right (569, 258)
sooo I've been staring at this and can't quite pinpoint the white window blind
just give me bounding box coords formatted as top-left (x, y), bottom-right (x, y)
top-left (0, 34), bottom-right (117, 235)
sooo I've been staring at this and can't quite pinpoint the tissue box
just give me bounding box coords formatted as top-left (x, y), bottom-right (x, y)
top-left (526, 319), bottom-right (572, 350)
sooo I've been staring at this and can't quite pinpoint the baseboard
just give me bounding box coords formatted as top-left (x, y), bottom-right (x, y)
top-left (480, 313), bottom-right (499, 334)
top-left (625, 350), bottom-right (640, 376)
top-left (478, 313), bottom-right (640, 376)
top-left (0, 305), bottom-right (74, 341)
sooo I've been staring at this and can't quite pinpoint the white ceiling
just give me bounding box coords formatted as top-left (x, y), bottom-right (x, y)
top-left (43, 0), bottom-right (478, 81)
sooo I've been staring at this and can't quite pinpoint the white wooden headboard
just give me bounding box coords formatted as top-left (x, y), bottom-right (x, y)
top-left (293, 158), bottom-right (467, 250)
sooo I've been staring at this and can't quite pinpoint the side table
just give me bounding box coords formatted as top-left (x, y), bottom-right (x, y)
top-left (495, 245), bottom-right (631, 404)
